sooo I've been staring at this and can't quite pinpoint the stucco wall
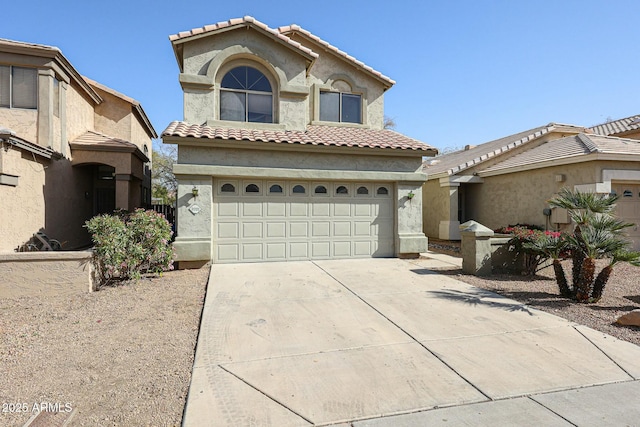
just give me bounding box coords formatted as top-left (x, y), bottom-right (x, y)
top-left (0, 109), bottom-right (38, 143)
top-left (0, 148), bottom-right (48, 252)
top-left (422, 179), bottom-right (451, 238)
top-left (94, 89), bottom-right (133, 142)
top-left (178, 145), bottom-right (422, 173)
top-left (66, 84), bottom-right (95, 143)
top-left (466, 161), bottom-right (612, 231)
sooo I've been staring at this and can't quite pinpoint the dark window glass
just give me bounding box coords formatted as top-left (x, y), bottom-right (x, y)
top-left (269, 184), bottom-right (283, 193)
top-left (341, 93), bottom-right (361, 123)
top-left (220, 66), bottom-right (272, 123)
top-left (623, 190), bottom-right (633, 198)
top-left (377, 187), bottom-right (389, 195)
top-left (357, 186), bottom-right (369, 195)
top-left (0, 66), bottom-right (37, 109)
top-left (245, 184), bottom-right (260, 193)
top-left (221, 183), bottom-right (235, 193)
top-left (319, 90), bottom-right (361, 124)
top-left (292, 185), bottom-right (306, 194)
top-left (314, 185), bottom-right (327, 194)
top-left (336, 185), bottom-right (348, 195)
top-left (319, 91), bottom-right (339, 122)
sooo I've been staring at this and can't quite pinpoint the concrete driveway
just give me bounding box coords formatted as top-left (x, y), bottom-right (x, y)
top-left (183, 256), bottom-right (640, 426)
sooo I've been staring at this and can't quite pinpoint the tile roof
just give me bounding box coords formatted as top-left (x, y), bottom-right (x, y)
top-left (162, 121), bottom-right (436, 153)
top-left (480, 133), bottom-right (640, 174)
top-left (590, 114), bottom-right (640, 137)
top-left (423, 123), bottom-right (588, 177)
top-left (71, 131), bottom-right (149, 162)
top-left (278, 24), bottom-right (395, 87)
top-left (169, 16), bottom-right (318, 60)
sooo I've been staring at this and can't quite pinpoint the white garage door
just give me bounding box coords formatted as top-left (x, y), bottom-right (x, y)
top-left (212, 179), bottom-right (394, 263)
top-left (612, 183), bottom-right (640, 250)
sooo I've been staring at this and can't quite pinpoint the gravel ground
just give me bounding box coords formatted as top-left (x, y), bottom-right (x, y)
top-left (440, 259), bottom-right (640, 346)
top-left (0, 265), bottom-right (209, 427)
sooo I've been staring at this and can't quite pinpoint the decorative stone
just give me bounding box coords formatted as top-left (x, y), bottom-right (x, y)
top-left (615, 309), bottom-right (640, 327)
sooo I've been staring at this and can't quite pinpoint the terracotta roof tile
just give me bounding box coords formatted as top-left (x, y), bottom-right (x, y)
top-left (162, 121), bottom-right (435, 152)
top-left (278, 24), bottom-right (395, 87)
top-left (71, 130), bottom-right (138, 149)
top-left (169, 16), bottom-right (318, 60)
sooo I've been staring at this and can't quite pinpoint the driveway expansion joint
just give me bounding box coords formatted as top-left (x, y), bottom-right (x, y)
top-left (573, 325), bottom-right (636, 380)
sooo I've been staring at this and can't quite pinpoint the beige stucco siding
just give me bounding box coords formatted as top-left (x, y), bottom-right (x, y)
top-left (94, 90), bottom-right (133, 143)
top-left (422, 179), bottom-right (450, 238)
top-left (0, 109), bottom-right (38, 143)
top-left (467, 162), bottom-right (611, 230)
top-left (0, 149), bottom-right (47, 252)
top-left (65, 84), bottom-right (95, 143)
top-left (178, 145), bottom-right (422, 173)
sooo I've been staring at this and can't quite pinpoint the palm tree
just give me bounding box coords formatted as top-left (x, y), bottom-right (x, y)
top-left (524, 234), bottom-right (571, 297)
top-left (591, 250), bottom-right (640, 302)
top-left (549, 189), bottom-right (620, 290)
top-left (548, 188), bottom-right (633, 303)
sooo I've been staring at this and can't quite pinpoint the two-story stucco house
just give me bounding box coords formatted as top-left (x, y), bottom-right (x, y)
top-left (162, 16), bottom-right (437, 266)
top-left (0, 39), bottom-right (156, 252)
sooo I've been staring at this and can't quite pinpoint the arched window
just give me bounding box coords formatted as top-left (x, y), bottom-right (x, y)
top-left (356, 186), bottom-right (369, 195)
top-left (220, 66), bottom-right (273, 123)
top-left (245, 184), bottom-right (260, 193)
top-left (314, 185), bottom-right (327, 194)
top-left (376, 186), bottom-right (389, 195)
top-left (336, 185), bottom-right (349, 195)
top-left (292, 185), bottom-right (306, 194)
top-left (269, 184), bottom-right (283, 194)
top-left (221, 183), bottom-right (235, 193)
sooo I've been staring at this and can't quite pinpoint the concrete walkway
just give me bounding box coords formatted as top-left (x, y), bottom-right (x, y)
top-left (183, 256), bottom-right (640, 426)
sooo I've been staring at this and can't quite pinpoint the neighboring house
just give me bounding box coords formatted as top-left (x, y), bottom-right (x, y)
top-left (0, 39), bottom-right (156, 252)
top-left (423, 121), bottom-right (640, 250)
top-left (162, 16), bottom-right (436, 265)
top-left (590, 114), bottom-right (640, 140)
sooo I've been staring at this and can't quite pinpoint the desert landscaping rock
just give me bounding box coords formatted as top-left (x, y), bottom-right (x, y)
top-left (0, 266), bottom-right (209, 427)
top-left (616, 309), bottom-right (640, 327)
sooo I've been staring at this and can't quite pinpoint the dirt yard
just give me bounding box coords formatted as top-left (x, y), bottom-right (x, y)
top-left (0, 265), bottom-right (209, 427)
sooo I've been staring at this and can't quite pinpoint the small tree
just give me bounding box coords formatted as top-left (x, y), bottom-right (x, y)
top-left (547, 188), bottom-right (640, 303)
top-left (85, 209), bottom-right (175, 287)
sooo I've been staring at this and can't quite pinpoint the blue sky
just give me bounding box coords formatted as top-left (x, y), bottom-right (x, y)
top-left (3, 0), bottom-right (639, 152)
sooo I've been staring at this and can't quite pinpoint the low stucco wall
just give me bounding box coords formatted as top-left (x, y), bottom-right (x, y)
top-left (0, 251), bottom-right (95, 298)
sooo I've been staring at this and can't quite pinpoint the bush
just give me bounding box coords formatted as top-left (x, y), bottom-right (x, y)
top-left (85, 209), bottom-right (175, 286)
top-left (496, 226), bottom-right (561, 275)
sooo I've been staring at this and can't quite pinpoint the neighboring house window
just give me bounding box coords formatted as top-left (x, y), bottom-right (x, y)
top-left (319, 91), bottom-right (361, 123)
top-left (220, 66), bottom-right (272, 123)
top-left (0, 66), bottom-right (38, 109)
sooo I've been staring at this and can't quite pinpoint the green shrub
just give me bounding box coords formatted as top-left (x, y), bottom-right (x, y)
top-left (85, 209), bottom-right (175, 286)
top-left (495, 226), bottom-right (561, 275)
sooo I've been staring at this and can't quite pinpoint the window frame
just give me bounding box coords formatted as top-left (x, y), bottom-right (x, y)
top-left (319, 90), bottom-right (362, 124)
top-left (0, 65), bottom-right (38, 110)
top-left (218, 64), bottom-right (275, 124)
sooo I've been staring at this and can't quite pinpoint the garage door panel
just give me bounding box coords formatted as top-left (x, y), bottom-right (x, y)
top-left (242, 243), bottom-right (263, 260)
top-left (354, 241), bottom-right (372, 256)
top-left (354, 221), bottom-right (372, 237)
top-left (311, 241), bottom-right (331, 258)
top-left (333, 241), bottom-right (351, 257)
top-left (312, 202), bottom-right (330, 217)
top-left (217, 244), bottom-right (239, 261)
top-left (291, 203), bottom-right (309, 216)
top-left (333, 221), bottom-right (351, 237)
top-left (312, 221), bottom-right (330, 237)
top-left (266, 222), bottom-right (286, 238)
top-left (289, 242), bottom-right (308, 258)
top-left (354, 203), bottom-right (372, 217)
top-left (217, 222), bottom-right (239, 239)
top-left (243, 202), bottom-right (262, 216)
top-left (290, 222), bottom-right (308, 237)
top-left (242, 222), bottom-right (262, 238)
top-left (334, 203), bottom-right (351, 216)
top-left (266, 202), bottom-right (286, 216)
top-left (218, 203), bottom-right (238, 217)
top-left (266, 243), bottom-right (286, 260)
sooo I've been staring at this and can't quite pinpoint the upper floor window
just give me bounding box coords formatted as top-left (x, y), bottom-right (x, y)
top-left (319, 91), bottom-right (361, 124)
top-left (220, 66), bottom-right (272, 123)
top-left (0, 66), bottom-right (37, 109)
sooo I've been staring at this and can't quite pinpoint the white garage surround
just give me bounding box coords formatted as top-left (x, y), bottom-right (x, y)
top-left (212, 179), bottom-right (394, 263)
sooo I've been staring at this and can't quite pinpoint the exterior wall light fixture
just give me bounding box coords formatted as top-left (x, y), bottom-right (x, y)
top-left (191, 186), bottom-right (199, 198)
top-left (407, 191), bottom-right (415, 200)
